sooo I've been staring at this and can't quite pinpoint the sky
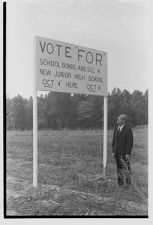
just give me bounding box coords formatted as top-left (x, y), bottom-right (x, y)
top-left (6, 0), bottom-right (149, 98)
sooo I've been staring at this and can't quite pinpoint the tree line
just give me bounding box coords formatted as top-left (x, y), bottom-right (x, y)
top-left (6, 88), bottom-right (148, 130)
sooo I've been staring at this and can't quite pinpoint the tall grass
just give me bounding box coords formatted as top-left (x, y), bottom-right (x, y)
top-left (6, 126), bottom-right (148, 216)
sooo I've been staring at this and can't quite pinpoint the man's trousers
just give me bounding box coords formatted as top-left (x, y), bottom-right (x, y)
top-left (115, 157), bottom-right (131, 186)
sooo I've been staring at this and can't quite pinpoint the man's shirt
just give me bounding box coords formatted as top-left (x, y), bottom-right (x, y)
top-left (118, 124), bottom-right (124, 132)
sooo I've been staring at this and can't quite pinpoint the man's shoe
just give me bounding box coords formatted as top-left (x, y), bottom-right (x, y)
top-left (124, 184), bottom-right (130, 189)
top-left (118, 183), bottom-right (124, 186)
top-left (125, 177), bottom-right (131, 185)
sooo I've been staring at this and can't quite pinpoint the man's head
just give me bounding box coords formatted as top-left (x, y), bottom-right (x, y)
top-left (117, 114), bottom-right (128, 126)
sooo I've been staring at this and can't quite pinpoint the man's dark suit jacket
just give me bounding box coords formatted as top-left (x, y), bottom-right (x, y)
top-left (112, 125), bottom-right (133, 159)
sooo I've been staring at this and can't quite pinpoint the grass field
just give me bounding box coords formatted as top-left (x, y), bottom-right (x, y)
top-left (6, 126), bottom-right (148, 216)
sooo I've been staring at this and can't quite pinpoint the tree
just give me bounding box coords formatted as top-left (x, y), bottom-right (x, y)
top-left (6, 88), bottom-right (148, 130)
top-left (43, 92), bottom-right (74, 129)
top-left (108, 88), bottom-right (122, 128)
top-left (8, 95), bottom-right (26, 130)
top-left (38, 95), bottom-right (48, 129)
top-left (7, 98), bottom-right (15, 130)
top-left (130, 90), bottom-right (144, 126)
top-left (77, 100), bottom-right (95, 128)
top-left (24, 97), bottom-right (33, 130)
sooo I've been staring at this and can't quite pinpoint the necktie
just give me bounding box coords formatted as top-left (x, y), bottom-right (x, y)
top-left (118, 126), bottom-right (120, 133)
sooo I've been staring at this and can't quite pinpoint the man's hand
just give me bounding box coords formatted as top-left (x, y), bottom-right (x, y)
top-left (112, 153), bottom-right (115, 158)
top-left (125, 154), bottom-right (131, 160)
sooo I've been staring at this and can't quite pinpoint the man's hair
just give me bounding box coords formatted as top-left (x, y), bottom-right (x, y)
top-left (117, 114), bottom-right (128, 123)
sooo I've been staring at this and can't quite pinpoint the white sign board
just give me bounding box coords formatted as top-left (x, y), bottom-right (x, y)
top-left (36, 36), bottom-right (107, 96)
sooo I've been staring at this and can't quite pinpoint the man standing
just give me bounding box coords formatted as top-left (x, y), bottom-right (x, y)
top-left (112, 114), bottom-right (133, 187)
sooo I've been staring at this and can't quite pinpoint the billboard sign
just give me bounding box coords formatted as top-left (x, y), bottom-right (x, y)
top-left (36, 36), bottom-right (107, 96)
